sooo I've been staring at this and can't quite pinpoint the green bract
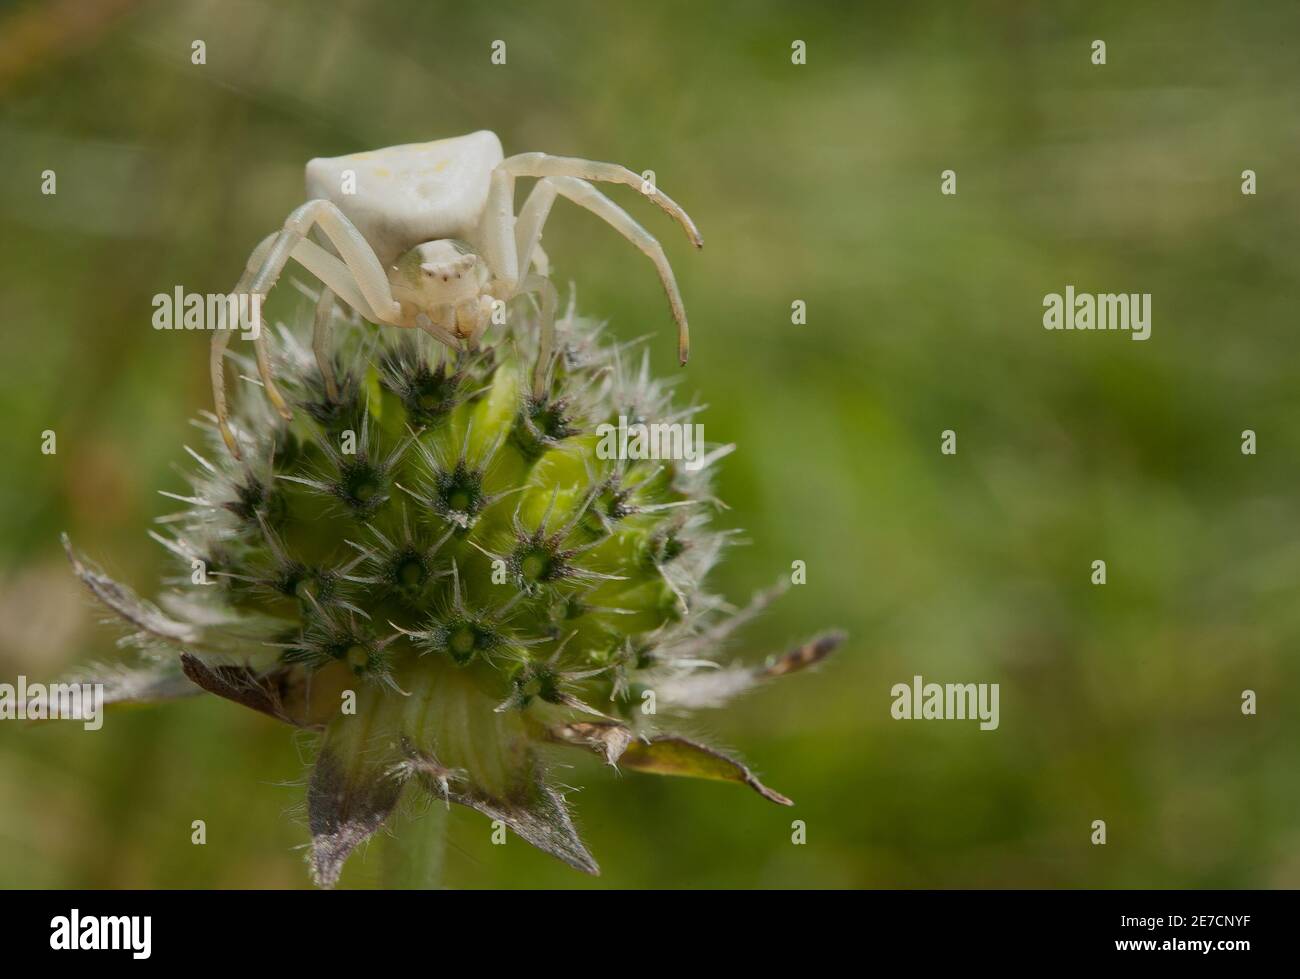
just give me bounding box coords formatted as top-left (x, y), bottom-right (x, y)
top-left (64, 299), bottom-right (842, 886)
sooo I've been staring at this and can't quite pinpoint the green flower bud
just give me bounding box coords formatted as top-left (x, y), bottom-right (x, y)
top-left (61, 299), bottom-right (843, 887)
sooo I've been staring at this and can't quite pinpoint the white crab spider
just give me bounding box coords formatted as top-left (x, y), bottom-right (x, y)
top-left (211, 130), bottom-right (702, 457)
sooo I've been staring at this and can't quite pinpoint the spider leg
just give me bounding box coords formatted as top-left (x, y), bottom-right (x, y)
top-left (474, 175), bottom-right (564, 393)
top-left (508, 179), bottom-right (563, 395)
top-left (211, 234), bottom-right (273, 457)
top-left (210, 324), bottom-right (241, 457)
top-left (410, 304), bottom-right (461, 349)
top-left (538, 175), bottom-right (691, 364)
top-left (245, 200), bottom-right (401, 414)
top-left (250, 200), bottom-right (401, 322)
top-left (306, 239), bottom-right (434, 400)
top-left (212, 202), bottom-right (404, 457)
top-left (517, 273), bottom-right (558, 399)
top-left (475, 168), bottom-right (562, 298)
top-left (530, 242), bottom-right (550, 277)
top-left (513, 177), bottom-right (559, 280)
top-left (500, 152), bottom-right (703, 249)
top-left (477, 168), bottom-right (520, 297)
top-left (250, 322), bottom-right (286, 420)
top-left (293, 237), bottom-right (385, 323)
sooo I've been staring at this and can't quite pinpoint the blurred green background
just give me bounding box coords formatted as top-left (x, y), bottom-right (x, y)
top-left (1, 0), bottom-right (1298, 888)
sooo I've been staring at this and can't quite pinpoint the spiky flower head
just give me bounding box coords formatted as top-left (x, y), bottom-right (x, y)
top-left (64, 296), bottom-right (842, 886)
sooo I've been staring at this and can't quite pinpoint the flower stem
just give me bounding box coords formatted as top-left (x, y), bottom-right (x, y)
top-left (379, 804), bottom-right (447, 889)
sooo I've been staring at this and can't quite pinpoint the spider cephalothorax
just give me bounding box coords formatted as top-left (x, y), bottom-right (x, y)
top-left (211, 131), bottom-right (702, 458)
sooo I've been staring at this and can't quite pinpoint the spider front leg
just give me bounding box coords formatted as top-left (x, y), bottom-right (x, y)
top-left (513, 175), bottom-right (693, 364)
top-left (212, 202), bottom-right (404, 457)
top-left (210, 237), bottom-right (274, 457)
top-left (248, 200), bottom-right (401, 319)
top-left (501, 152), bottom-right (703, 249)
top-left (518, 274), bottom-right (558, 399)
top-left (247, 201), bottom-right (403, 405)
top-left (475, 179), bottom-right (560, 396)
top-left (529, 242), bottom-right (550, 277)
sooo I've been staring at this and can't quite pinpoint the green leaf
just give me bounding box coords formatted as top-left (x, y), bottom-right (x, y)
top-left (620, 735), bottom-right (793, 806)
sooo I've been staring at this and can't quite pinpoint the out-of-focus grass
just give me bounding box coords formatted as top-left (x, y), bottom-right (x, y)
top-left (1, 0), bottom-right (1298, 887)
